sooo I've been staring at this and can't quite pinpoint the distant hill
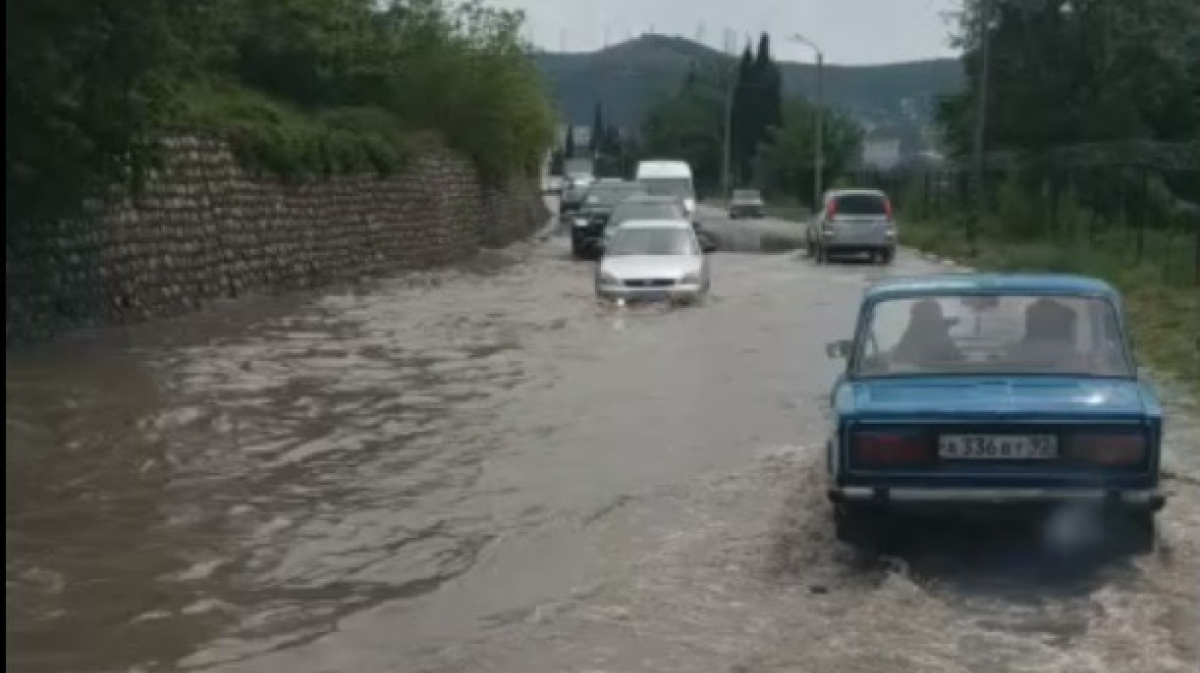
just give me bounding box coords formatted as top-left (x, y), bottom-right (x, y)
top-left (533, 35), bottom-right (965, 152)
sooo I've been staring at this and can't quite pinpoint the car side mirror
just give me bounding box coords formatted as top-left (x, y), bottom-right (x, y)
top-left (826, 340), bottom-right (852, 359)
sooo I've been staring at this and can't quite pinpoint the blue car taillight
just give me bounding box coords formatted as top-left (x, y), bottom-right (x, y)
top-left (1065, 431), bottom-right (1148, 467)
top-left (851, 430), bottom-right (933, 468)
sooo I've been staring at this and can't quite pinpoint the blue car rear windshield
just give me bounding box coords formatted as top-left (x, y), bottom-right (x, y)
top-left (853, 294), bottom-right (1134, 377)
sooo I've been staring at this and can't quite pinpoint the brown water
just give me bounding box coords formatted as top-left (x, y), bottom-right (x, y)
top-left (8, 212), bottom-right (1199, 673)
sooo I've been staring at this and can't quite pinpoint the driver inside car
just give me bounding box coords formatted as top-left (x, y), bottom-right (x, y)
top-left (1007, 298), bottom-right (1082, 369)
top-left (890, 298), bottom-right (963, 368)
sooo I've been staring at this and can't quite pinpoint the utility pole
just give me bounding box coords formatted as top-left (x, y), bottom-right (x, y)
top-left (791, 34), bottom-right (825, 212)
top-left (722, 74), bottom-right (736, 196)
top-left (968, 0), bottom-right (994, 259)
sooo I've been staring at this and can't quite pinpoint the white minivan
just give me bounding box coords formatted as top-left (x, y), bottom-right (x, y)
top-left (635, 160), bottom-right (696, 220)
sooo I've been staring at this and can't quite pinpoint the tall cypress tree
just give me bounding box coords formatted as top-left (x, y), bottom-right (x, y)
top-left (565, 126), bottom-right (576, 159)
top-left (731, 45), bottom-right (756, 183)
top-left (752, 33), bottom-right (782, 149)
top-left (590, 101), bottom-right (604, 155)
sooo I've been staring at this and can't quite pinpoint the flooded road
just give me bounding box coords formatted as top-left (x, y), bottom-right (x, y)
top-left (8, 212), bottom-right (1199, 673)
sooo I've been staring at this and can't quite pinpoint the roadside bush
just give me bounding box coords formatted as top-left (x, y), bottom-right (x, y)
top-left (6, 0), bottom-right (555, 225)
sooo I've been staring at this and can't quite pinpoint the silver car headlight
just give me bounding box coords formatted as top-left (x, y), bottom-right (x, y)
top-left (574, 218), bottom-right (589, 227)
top-left (679, 271), bottom-right (701, 285)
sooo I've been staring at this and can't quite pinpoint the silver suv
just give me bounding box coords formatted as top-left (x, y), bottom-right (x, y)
top-left (806, 189), bottom-right (897, 264)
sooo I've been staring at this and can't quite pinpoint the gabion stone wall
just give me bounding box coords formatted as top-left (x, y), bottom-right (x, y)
top-left (6, 136), bottom-right (548, 345)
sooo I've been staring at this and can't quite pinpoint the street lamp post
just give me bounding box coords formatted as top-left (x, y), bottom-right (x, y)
top-left (791, 34), bottom-right (825, 213)
top-left (968, 0), bottom-right (995, 259)
top-left (722, 77), bottom-right (735, 197)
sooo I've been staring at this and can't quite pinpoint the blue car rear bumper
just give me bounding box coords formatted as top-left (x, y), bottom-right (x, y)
top-left (829, 483), bottom-right (1165, 511)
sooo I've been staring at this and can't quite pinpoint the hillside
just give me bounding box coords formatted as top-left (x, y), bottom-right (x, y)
top-left (533, 35), bottom-right (965, 150)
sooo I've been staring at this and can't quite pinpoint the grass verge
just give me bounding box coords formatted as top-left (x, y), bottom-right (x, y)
top-left (902, 217), bottom-right (1198, 401)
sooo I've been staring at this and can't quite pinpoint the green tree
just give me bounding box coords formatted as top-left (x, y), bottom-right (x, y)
top-left (7, 0), bottom-right (557, 228)
top-left (752, 33), bottom-right (783, 140)
top-left (589, 101), bottom-right (604, 154)
top-left (938, 0), bottom-right (1199, 156)
top-left (757, 100), bottom-right (863, 204)
top-left (5, 0), bottom-right (193, 224)
top-left (731, 46), bottom-right (757, 182)
top-left (641, 60), bottom-right (726, 191)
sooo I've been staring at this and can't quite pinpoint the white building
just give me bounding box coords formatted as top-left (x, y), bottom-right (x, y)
top-left (860, 138), bottom-right (902, 171)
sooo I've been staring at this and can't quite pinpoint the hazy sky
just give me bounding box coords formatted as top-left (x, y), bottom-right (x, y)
top-left (491, 0), bottom-right (960, 65)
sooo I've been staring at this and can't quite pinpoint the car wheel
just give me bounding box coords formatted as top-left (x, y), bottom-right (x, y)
top-left (1106, 509), bottom-right (1156, 555)
top-left (881, 249), bottom-right (895, 265)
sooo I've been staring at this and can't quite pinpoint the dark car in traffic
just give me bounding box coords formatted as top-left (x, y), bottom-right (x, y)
top-left (569, 181), bottom-right (648, 259)
top-left (559, 174), bottom-right (595, 215)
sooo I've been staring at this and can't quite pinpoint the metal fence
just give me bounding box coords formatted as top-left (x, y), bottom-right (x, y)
top-left (836, 144), bottom-right (1199, 286)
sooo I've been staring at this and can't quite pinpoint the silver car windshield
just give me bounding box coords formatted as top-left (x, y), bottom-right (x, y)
top-left (853, 294), bottom-right (1134, 377)
top-left (640, 178), bottom-right (693, 198)
top-left (586, 187), bottom-right (644, 206)
top-left (610, 202), bottom-right (685, 224)
top-left (606, 228), bottom-right (698, 256)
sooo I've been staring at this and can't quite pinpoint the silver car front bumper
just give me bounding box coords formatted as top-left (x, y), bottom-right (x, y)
top-left (597, 282), bottom-right (704, 302)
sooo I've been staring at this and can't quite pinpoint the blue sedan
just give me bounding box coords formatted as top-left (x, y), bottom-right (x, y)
top-left (824, 273), bottom-right (1167, 552)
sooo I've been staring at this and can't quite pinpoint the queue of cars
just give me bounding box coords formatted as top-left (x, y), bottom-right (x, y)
top-left (554, 164), bottom-right (1168, 553)
top-left (559, 159), bottom-right (714, 305)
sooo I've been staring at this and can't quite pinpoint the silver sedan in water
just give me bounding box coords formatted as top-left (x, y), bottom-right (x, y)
top-left (596, 219), bottom-right (714, 304)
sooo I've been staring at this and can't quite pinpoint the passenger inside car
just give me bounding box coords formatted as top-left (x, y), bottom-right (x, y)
top-left (1008, 298), bottom-right (1082, 369)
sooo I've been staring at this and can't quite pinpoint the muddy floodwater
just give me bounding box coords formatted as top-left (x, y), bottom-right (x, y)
top-left (8, 209), bottom-right (1200, 673)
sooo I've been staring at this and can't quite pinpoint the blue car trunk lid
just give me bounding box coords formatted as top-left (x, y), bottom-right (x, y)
top-left (851, 376), bottom-right (1148, 421)
top-left (842, 376), bottom-right (1158, 485)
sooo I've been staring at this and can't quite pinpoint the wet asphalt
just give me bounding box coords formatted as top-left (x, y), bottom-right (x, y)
top-left (7, 202), bottom-right (1199, 673)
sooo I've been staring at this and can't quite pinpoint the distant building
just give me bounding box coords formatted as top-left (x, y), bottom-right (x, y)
top-left (860, 138), bottom-right (902, 171)
top-left (573, 126), bottom-right (592, 150)
top-left (554, 124), bottom-right (593, 153)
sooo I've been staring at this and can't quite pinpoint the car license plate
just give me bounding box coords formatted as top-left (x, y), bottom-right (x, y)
top-left (938, 434), bottom-right (1058, 459)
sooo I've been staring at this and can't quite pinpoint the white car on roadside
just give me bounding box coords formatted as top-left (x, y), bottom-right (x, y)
top-left (596, 219), bottom-right (715, 305)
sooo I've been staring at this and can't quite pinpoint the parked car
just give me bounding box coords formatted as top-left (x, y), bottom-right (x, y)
top-left (596, 219), bottom-right (715, 304)
top-left (569, 181), bottom-right (648, 259)
top-left (559, 174), bottom-right (595, 215)
top-left (728, 188), bottom-right (765, 218)
top-left (806, 188), bottom-right (897, 264)
top-left (823, 273), bottom-right (1166, 553)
